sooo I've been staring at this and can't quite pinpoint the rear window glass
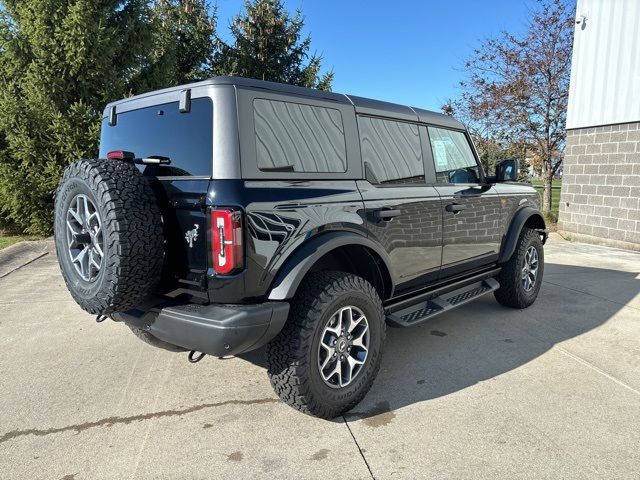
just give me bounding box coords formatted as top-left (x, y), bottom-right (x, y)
top-left (253, 99), bottom-right (347, 173)
top-left (99, 98), bottom-right (213, 176)
top-left (358, 116), bottom-right (424, 185)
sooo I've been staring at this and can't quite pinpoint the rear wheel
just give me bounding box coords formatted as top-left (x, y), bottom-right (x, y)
top-left (266, 271), bottom-right (385, 419)
top-left (494, 227), bottom-right (544, 308)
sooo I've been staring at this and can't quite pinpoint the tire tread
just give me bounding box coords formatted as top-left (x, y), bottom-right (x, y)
top-left (494, 227), bottom-right (543, 309)
top-left (55, 159), bottom-right (164, 314)
top-left (266, 271), bottom-right (385, 419)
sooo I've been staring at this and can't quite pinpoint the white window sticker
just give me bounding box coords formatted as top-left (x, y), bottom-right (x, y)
top-left (432, 140), bottom-right (448, 170)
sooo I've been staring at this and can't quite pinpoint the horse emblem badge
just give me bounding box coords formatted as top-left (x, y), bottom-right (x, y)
top-left (185, 224), bottom-right (199, 248)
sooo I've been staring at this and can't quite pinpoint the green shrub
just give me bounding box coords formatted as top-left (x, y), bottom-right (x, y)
top-left (0, 0), bottom-right (216, 235)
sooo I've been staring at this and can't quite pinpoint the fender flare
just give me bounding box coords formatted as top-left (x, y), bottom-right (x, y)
top-left (498, 207), bottom-right (547, 263)
top-left (267, 231), bottom-right (395, 301)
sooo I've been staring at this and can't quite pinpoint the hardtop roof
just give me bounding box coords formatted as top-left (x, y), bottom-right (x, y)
top-left (105, 76), bottom-right (466, 130)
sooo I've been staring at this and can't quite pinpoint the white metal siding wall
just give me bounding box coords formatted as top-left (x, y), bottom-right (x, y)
top-left (567, 0), bottom-right (640, 129)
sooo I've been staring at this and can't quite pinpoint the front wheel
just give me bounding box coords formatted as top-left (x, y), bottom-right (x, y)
top-left (266, 271), bottom-right (385, 419)
top-left (494, 227), bottom-right (544, 308)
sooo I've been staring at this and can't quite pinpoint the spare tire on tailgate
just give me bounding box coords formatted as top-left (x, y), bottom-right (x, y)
top-left (54, 159), bottom-right (164, 315)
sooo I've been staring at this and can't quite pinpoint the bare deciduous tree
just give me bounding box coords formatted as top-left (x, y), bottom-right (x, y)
top-left (444, 0), bottom-right (574, 215)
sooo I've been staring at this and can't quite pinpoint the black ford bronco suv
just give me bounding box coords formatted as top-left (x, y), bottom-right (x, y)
top-left (55, 77), bottom-right (547, 419)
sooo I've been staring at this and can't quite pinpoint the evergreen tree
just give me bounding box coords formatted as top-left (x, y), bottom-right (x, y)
top-left (0, 0), bottom-right (155, 234)
top-left (136, 0), bottom-right (216, 91)
top-left (213, 0), bottom-right (333, 90)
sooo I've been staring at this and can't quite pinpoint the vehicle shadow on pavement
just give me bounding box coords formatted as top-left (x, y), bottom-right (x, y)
top-left (240, 263), bottom-right (640, 420)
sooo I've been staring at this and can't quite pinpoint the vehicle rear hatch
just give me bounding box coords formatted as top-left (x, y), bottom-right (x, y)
top-left (99, 96), bottom-right (214, 300)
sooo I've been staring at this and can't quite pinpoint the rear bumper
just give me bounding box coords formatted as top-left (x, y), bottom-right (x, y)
top-left (114, 301), bottom-right (290, 356)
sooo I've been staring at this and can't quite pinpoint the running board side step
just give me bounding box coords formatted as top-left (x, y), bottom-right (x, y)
top-left (386, 277), bottom-right (500, 327)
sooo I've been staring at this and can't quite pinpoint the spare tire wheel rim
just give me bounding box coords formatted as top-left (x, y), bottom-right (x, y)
top-left (318, 306), bottom-right (370, 388)
top-left (66, 194), bottom-right (104, 282)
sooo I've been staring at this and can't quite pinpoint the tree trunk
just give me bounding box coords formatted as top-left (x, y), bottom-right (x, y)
top-left (542, 169), bottom-right (553, 214)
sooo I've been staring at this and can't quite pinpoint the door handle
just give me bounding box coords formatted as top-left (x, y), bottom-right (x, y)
top-left (374, 209), bottom-right (402, 221)
top-left (446, 203), bottom-right (465, 214)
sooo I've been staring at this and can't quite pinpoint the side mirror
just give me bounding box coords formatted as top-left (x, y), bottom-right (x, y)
top-left (496, 159), bottom-right (519, 182)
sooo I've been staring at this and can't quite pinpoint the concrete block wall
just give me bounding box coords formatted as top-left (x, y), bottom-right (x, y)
top-left (558, 122), bottom-right (640, 250)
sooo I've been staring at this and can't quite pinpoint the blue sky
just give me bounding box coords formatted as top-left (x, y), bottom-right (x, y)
top-left (214, 0), bottom-right (534, 111)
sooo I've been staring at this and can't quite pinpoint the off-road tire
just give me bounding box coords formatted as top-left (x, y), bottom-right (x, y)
top-left (54, 159), bottom-right (164, 315)
top-left (266, 271), bottom-right (385, 419)
top-left (494, 227), bottom-right (544, 308)
top-left (128, 325), bottom-right (187, 352)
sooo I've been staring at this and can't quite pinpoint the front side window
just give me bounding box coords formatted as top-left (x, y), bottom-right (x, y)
top-left (428, 127), bottom-right (480, 184)
top-left (358, 117), bottom-right (424, 185)
top-left (99, 98), bottom-right (213, 176)
top-left (254, 99), bottom-right (347, 173)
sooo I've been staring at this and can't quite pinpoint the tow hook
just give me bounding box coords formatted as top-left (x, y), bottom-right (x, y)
top-left (188, 350), bottom-right (206, 363)
top-left (96, 314), bottom-right (109, 323)
top-left (535, 228), bottom-right (549, 245)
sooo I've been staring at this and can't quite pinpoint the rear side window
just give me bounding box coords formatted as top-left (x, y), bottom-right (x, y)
top-left (427, 126), bottom-right (480, 184)
top-left (253, 99), bottom-right (347, 173)
top-left (358, 116), bottom-right (424, 185)
top-left (99, 98), bottom-right (213, 176)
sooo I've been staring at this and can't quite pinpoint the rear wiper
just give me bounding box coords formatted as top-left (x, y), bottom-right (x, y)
top-left (106, 151), bottom-right (171, 165)
top-left (138, 155), bottom-right (171, 165)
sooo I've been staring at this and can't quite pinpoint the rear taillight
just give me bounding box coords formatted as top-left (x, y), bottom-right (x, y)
top-left (211, 208), bottom-right (243, 275)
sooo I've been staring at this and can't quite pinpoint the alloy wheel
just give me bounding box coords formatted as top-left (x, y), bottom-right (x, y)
top-left (66, 194), bottom-right (104, 282)
top-left (317, 306), bottom-right (370, 388)
top-left (522, 245), bottom-right (539, 292)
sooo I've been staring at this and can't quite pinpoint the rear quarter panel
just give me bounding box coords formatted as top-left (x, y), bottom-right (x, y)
top-left (206, 179), bottom-right (366, 303)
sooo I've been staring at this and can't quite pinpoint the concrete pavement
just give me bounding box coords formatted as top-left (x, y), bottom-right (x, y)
top-left (1, 235), bottom-right (639, 479)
